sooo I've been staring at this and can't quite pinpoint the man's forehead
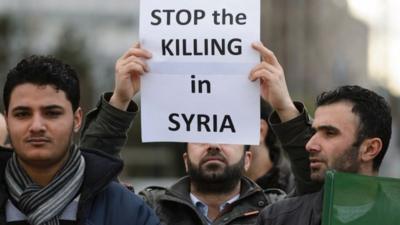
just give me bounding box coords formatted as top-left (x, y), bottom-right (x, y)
top-left (313, 102), bottom-right (359, 129)
top-left (8, 84), bottom-right (70, 110)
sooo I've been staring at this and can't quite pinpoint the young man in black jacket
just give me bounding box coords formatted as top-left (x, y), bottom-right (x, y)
top-left (0, 55), bottom-right (160, 225)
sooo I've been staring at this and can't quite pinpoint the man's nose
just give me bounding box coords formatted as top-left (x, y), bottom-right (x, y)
top-left (305, 134), bottom-right (321, 153)
top-left (29, 114), bottom-right (46, 133)
top-left (208, 144), bottom-right (222, 152)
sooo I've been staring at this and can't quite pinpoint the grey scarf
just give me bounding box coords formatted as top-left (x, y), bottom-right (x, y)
top-left (5, 146), bottom-right (85, 225)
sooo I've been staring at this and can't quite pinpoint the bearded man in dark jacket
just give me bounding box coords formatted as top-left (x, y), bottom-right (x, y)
top-left (80, 42), bottom-right (320, 225)
top-left (254, 67), bottom-right (392, 225)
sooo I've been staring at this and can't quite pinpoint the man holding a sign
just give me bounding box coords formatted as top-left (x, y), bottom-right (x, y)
top-left (255, 81), bottom-right (393, 225)
top-left (80, 1), bottom-right (314, 224)
top-left (80, 41), bottom-right (315, 225)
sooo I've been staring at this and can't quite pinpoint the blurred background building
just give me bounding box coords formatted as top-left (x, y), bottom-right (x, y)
top-left (0, 0), bottom-right (399, 189)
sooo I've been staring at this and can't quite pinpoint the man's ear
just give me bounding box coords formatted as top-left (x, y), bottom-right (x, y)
top-left (73, 107), bottom-right (83, 133)
top-left (359, 137), bottom-right (382, 163)
top-left (244, 150), bottom-right (253, 172)
top-left (183, 152), bottom-right (189, 173)
top-left (259, 119), bottom-right (269, 145)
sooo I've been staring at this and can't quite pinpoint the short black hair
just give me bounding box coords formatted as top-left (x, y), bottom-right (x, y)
top-left (316, 85), bottom-right (392, 171)
top-left (3, 55), bottom-right (80, 112)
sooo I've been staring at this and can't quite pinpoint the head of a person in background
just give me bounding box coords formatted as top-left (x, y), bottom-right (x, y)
top-left (306, 85), bottom-right (391, 182)
top-left (0, 112), bottom-right (11, 148)
top-left (3, 55), bottom-right (82, 176)
top-left (245, 99), bottom-right (291, 191)
top-left (183, 142), bottom-right (252, 195)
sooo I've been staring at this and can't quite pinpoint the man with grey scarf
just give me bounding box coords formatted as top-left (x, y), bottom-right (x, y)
top-left (0, 55), bottom-right (160, 225)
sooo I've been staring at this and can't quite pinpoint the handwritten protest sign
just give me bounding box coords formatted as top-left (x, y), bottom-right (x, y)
top-left (140, 0), bottom-right (260, 144)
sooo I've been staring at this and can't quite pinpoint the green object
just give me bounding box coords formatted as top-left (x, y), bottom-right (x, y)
top-left (322, 170), bottom-right (400, 225)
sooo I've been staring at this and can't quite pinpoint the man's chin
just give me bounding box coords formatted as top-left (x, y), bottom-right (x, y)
top-left (18, 154), bottom-right (66, 170)
top-left (201, 163), bottom-right (226, 174)
top-left (201, 171), bottom-right (225, 181)
top-left (191, 173), bottom-right (239, 194)
top-left (310, 172), bottom-right (326, 183)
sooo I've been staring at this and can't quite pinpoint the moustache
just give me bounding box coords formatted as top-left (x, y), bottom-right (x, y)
top-left (200, 151), bottom-right (227, 165)
top-left (25, 136), bottom-right (51, 143)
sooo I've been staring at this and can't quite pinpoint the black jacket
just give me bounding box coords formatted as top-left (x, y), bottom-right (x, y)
top-left (257, 190), bottom-right (323, 225)
top-left (80, 96), bottom-right (318, 225)
top-left (140, 176), bottom-right (270, 225)
top-left (268, 102), bottom-right (322, 195)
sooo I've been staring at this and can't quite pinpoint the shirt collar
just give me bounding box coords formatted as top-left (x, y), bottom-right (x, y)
top-left (190, 193), bottom-right (240, 224)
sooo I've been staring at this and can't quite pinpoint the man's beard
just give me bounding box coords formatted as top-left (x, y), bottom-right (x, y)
top-left (332, 143), bottom-right (361, 173)
top-left (310, 143), bottom-right (361, 182)
top-left (187, 151), bottom-right (245, 194)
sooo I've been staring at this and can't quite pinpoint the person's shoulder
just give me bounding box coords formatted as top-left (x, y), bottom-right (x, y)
top-left (263, 195), bottom-right (304, 215)
top-left (91, 182), bottom-right (160, 225)
top-left (260, 191), bottom-right (318, 220)
top-left (263, 188), bottom-right (287, 204)
top-left (139, 186), bottom-right (168, 204)
top-left (141, 186), bottom-right (168, 194)
top-left (103, 181), bottom-right (143, 203)
top-left (257, 195), bottom-right (307, 225)
top-left (100, 182), bottom-right (156, 214)
top-left (80, 148), bottom-right (123, 171)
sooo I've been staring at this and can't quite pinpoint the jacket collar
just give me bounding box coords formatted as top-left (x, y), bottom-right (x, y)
top-left (164, 175), bottom-right (263, 202)
top-left (79, 148), bottom-right (123, 201)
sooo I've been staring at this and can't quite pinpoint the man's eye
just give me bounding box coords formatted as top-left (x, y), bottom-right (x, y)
top-left (325, 130), bottom-right (336, 136)
top-left (14, 112), bottom-right (29, 118)
top-left (46, 111), bottom-right (62, 117)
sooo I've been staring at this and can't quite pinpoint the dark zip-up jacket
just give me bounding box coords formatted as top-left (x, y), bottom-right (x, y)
top-left (268, 102), bottom-right (322, 196)
top-left (257, 190), bottom-right (323, 225)
top-left (80, 96), bottom-right (319, 225)
top-left (257, 102), bottom-right (325, 225)
top-left (140, 176), bottom-right (269, 225)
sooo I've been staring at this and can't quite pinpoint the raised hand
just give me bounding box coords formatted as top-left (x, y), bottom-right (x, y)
top-left (249, 42), bottom-right (299, 122)
top-left (110, 43), bottom-right (152, 110)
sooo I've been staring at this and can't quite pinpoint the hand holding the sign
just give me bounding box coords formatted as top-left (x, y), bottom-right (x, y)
top-left (110, 43), bottom-right (152, 110)
top-left (249, 42), bottom-right (299, 122)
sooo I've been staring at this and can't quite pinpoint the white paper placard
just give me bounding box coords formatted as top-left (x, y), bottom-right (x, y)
top-left (139, 0), bottom-right (260, 144)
